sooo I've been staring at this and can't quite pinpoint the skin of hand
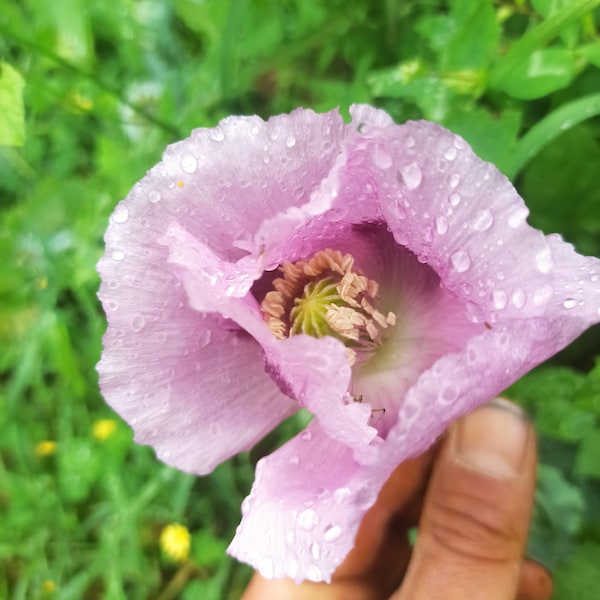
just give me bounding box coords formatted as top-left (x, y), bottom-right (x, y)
top-left (242, 398), bottom-right (553, 600)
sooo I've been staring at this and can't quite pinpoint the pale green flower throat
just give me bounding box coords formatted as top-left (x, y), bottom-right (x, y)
top-left (260, 249), bottom-right (396, 364)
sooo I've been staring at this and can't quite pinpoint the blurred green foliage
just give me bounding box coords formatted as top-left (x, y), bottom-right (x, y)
top-left (1, 0), bottom-right (599, 598)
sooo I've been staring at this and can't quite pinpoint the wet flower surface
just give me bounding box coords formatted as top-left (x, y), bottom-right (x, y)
top-left (97, 105), bottom-right (600, 582)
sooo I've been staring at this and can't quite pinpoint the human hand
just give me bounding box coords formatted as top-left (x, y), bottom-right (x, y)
top-left (242, 398), bottom-right (553, 600)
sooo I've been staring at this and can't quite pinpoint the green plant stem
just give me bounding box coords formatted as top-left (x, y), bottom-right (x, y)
top-left (489, 0), bottom-right (600, 88)
top-left (507, 92), bottom-right (600, 179)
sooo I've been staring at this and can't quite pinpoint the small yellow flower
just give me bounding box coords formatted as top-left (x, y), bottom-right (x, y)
top-left (35, 441), bottom-right (57, 457)
top-left (92, 419), bottom-right (117, 441)
top-left (160, 523), bottom-right (191, 562)
top-left (42, 580), bottom-right (56, 594)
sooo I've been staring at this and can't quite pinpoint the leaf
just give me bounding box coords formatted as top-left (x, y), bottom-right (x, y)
top-left (489, 0), bottom-right (600, 88)
top-left (553, 543), bottom-right (600, 600)
top-left (507, 92), bottom-right (600, 178)
top-left (493, 47), bottom-right (575, 100)
top-left (576, 428), bottom-right (600, 479)
top-left (0, 63), bottom-right (25, 147)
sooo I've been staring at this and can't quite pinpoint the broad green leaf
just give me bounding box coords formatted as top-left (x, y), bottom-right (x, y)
top-left (553, 543), bottom-right (600, 600)
top-left (0, 63), bottom-right (25, 146)
top-left (494, 47), bottom-right (575, 100)
top-left (575, 428), bottom-right (600, 479)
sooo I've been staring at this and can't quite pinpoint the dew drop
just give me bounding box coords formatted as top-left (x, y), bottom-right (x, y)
top-left (209, 129), bottom-right (225, 142)
top-left (399, 162), bottom-right (422, 190)
top-left (310, 542), bottom-right (320, 560)
top-left (307, 564), bottom-right (322, 582)
top-left (112, 202), bottom-right (129, 223)
top-left (333, 487), bottom-right (351, 505)
top-left (449, 173), bottom-right (461, 188)
top-left (563, 298), bottom-right (576, 309)
top-left (131, 315), bottom-right (145, 332)
top-left (289, 455), bottom-right (300, 465)
top-left (198, 329), bottom-right (212, 349)
top-left (300, 430), bottom-right (312, 442)
top-left (258, 558), bottom-right (274, 579)
top-left (108, 300), bottom-right (118, 311)
top-left (298, 509), bottom-right (319, 530)
top-left (148, 190), bottom-right (161, 203)
top-left (405, 136), bottom-right (416, 148)
top-left (535, 247), bottom-right (553, 273)
top-left (323, 525), bottom-right (342, 542)
top-left (285, 135), bottom-right (296, 148)
top-left (492, 289), bottom-right (508, 310)
top-left (111, 249), bottom-right (125, 261)
top-left (373, 145), bottom-right (392, 169)
top-left (444, 146), bottom-right (457, 161)
top-left (448, 192), bottom-right (461, 206)
top-left (439, 384), bottom-right (459, 405)
top-left (241, 496), bottom-right (252, 516)
top-left (511, 288), bottom-right (526, 309)
top-left (109, 279), bottom-right (119, 289)
top-left (533, 285), bottom-right (553, 306)
top-left (450, 250), bottom-right (471, 273)
top-left (471, 209), bottom-right (493, 231)
top-left (508, 206), bottom-right (528, 228)
top-left (181, 155), bottom-right (197, 173)
top-left (251, 125), bottom-right (259, 135)
top-left (435, 216), bottom-right (449, 235)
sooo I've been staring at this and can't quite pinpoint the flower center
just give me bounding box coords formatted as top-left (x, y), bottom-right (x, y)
top-left (260, 249), bottom-right (396, 364)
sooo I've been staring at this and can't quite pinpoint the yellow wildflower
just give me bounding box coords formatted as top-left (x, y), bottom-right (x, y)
top-left (92, 419), bottom-right (117, 441)
top-left (35, 441), bottom-right (57, 457)
top-left (160, 523), bottom-right (191, 562)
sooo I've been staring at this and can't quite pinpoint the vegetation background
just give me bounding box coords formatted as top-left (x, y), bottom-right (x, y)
top-left (1, 0), bottom-right (600, 598)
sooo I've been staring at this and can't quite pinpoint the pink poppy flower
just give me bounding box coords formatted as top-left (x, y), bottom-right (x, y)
top-left (97, 105), bottom-right (600, 582)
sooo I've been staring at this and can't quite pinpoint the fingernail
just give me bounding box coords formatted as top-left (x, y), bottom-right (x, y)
top-left (455, 398), bottom-right (529, 479)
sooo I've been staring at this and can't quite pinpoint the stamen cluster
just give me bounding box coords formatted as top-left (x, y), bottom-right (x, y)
top-left (260, 249), bottom-right (396, 363)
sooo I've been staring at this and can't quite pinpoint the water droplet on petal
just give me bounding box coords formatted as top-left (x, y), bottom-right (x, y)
top-left (399, 162), bottom-right (422, 190)
top-left (333, 487), bottom-right (351, 504)
top-left (289, 455), bottom-right (300, 465)
top-left (285, 135), bottom-right (296, 148)
top-left (471, 209), bottom-right (493, 231)
top-left (492, 289), bottom-right (508, 310)
top-left (563, 298), bottom-right (576, 309)
top-left (300, 430), bottom-right (312, 441)
top-left (310, 542), bottom-right (320, 560)
top-left (533, 285), bottom-right (553, 306)
top-left (508, 206), bottom-right (528, 228)
top-left (450, 250), bottom-right (471, 273)
top-left (511, 288), bottom-right (526, 308)
top-left (449, 173), bottom-right (460, 188)
top-left (435, 216), bottom-right (449, 235)
top-left (298, 509), bottom-right (319, 530)
top-left (111, 250), bottom-right (125, 261)
top-left (323, 525), bottom-right (342, 542)
top-left (535, 247), bottom-right (553, 273)
top-left (307, 564), bottom-right (322, 582)
top-left (131, 315), bottom-right (145, 331)
top-left (198, 330), bottom-right (211, 349)
top-left (149, 190), bottom-right (161, 203)
top-left (373, 145), bottom-right (392, 169)
top-left (448, 192), bottom-right (461, 206)
top-left (405, 136), bottom-right (415, 148)
top-left (180, 155), bottom-right (197, 174)
top-left (439, 384), bottom-right (459, 405)
top-left (112, 202), bottom-right (129, 223)
top-left (258, 557), bottom-right (274, 579)
top-left (444, 147), bottom-right (457, 161)
top-left (209, 129), bottom-right (225, 142)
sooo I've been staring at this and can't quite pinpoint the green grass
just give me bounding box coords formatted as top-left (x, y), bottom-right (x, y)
top-left (1, 0), bottom-right (600, 597)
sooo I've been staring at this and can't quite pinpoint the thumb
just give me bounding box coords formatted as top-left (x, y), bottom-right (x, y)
top-left (394, 398), bottom-right (538, 600)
